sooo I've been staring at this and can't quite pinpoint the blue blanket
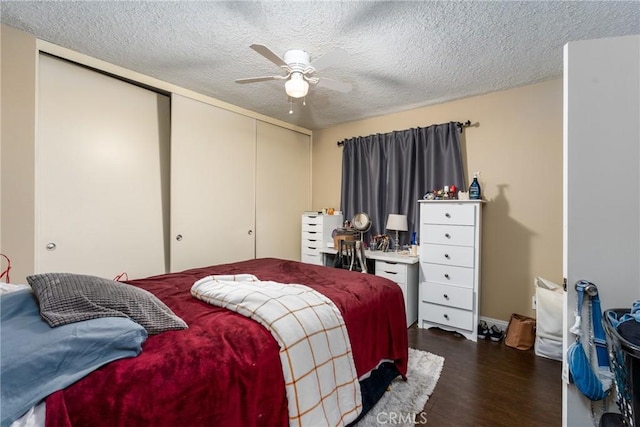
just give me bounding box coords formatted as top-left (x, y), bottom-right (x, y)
top-left (1, 290), bottom-right (147, 426)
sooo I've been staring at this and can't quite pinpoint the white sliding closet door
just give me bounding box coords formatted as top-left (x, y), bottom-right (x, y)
top-left (255, 121), bottom-right (311, 260)
top-left (170, 94), bottom-right (256, 272)
top-left (37, 54), bottom-right (170, 279)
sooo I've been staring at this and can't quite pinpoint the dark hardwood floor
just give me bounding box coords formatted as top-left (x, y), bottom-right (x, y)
top-left (408, 325), bottom-right (562, 427)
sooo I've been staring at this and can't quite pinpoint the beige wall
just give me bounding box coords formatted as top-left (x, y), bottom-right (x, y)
top-left (312, 79), bottom-right (563, 321)
top-left (1, 25), bottom-right (37, 283)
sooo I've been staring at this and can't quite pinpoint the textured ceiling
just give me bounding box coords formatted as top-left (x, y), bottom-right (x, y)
top-left (1, 1), bottom-right (638, 130)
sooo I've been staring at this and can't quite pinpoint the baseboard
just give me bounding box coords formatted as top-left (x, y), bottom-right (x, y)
top-left (480, 316), bottom-right (509, 331)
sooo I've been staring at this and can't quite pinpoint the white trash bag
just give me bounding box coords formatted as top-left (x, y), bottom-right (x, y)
top-left (535, 276), bottom-right (563, 361)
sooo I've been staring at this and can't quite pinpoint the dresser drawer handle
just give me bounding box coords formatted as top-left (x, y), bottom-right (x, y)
top-left (445, 213), bottom-right (451, 218)
top-left (384, 271), bottom-right (397, 275)
top-left (443, 314), bottom-right (450, 320)
top-left (444, 253), bottom-right (450, 259)
top-left (443, 294), bottom-right (449, 300)
top-left (445, 233), bottom-right (451, 238)
top-left (444, 273), bottom-right (450, 279)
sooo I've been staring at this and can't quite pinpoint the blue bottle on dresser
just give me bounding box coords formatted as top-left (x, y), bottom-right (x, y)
top-left (469, 172), bottom-right (481, 200)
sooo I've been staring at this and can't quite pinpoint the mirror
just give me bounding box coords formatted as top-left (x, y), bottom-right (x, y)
top-left (351, 212), bottom-right (371, 240)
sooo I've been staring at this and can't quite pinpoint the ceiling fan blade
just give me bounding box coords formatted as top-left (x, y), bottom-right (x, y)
top-left (309, 48), bottom-right (349, 72)
top-left (250, 44), bottom-right (288, 68)
top-left (315, 77), bottom-right (352, 93)
top-left (235, 75), bottom-right (284, 84)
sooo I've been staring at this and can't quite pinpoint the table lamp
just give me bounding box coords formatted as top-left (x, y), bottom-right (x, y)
top-left (386, 214), bottom-right (408, 252)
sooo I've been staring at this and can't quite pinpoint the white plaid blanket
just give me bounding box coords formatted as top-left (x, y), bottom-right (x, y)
top-left (191, 274), bottom-right (362, 427)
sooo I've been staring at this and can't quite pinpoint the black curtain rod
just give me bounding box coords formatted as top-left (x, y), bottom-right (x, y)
top-left (336, 120), bottom-right (473, 147)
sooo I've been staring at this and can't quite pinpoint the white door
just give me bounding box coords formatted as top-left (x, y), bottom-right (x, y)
top-left (255, 121), bottom-right (311, 260)
top-left (37, 54), bottom-right (169, 279)
top-left (563, 35), bottom-right (640, 426)
top-left (170, 94), bottom-right (256, 272)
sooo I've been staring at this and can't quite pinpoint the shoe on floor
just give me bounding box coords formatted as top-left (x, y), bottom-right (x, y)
top-left (489, 325), bottom-right (504, 342)
top-left (477, 320), bottom-right (489, 339)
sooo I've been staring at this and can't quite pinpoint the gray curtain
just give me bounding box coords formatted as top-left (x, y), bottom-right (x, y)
top-left (340, 122), bottom-right (465, 247)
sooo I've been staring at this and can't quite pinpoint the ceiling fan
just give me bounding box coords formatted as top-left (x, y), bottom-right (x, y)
top-left (235, 44), bottom-right (352, 99)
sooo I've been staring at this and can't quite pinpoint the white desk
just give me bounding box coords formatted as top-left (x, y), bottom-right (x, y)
top-left (319, 248), bottom-right (419, 327)
top-left (320, 248), bottom-right (419, 264)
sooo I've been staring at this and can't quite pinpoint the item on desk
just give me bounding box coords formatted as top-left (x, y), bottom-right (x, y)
top-left (411, 245), bottom-right (418, 256)
top-left (450, 185), bottom-right (457, 199)
top-left (371, 234), bottom-right (390, 252)
top-left (458, 191), bottom-right (469, 200)
top-left (328, 208), bottom-right (335, 215)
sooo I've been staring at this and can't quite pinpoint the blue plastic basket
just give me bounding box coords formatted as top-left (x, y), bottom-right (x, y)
top-left (604, 309), bottom-right (640, 426)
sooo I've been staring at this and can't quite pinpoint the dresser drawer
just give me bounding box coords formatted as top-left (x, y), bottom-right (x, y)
top-left (421, 224), bottom-right (475, 247)
top-left (301, 253), bottom-right (323, 266)
top-left (301, 243), bottom-right (322, 255)
top-left (302, 230), bottom-right (323, 242)
top-left (302, 222), bottom-right (323, 233)
top-left (375, 260), bottom-right (407, 282)
top-left (421, 282), bottom-right (473, 310)
top-left (302, 215), bottom-right (323, 225)
top-left (422, 244), bottom-right (475, 268)
top-left (421, 263), bottom-right (474, 288)
top-left (421, 203), bottom-right (475, 226)
top-left (420, 301), bottom-right (474, 331)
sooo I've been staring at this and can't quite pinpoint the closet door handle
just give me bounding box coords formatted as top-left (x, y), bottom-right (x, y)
top-left (46, 242), bottom-right (57, 251)
top-left (175, 235), bottom-right (183, 241)
top-left (248, 230), bottom-right (253, 235)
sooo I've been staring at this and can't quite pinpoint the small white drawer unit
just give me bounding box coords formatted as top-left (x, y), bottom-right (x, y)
top-left (301, 213), bottom-right (343, 265)
top-left (374, 258), bottom-right (418, 327)
top-left (418, 200), bottom-right (484, 341)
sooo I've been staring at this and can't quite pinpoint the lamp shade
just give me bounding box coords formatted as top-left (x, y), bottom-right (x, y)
top-left (386, 214), bottom-right (408, 232)
top-left (285, 72), bottom-right (309, 98)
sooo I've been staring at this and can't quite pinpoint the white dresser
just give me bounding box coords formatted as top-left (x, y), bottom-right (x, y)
top-left (371, 253), bottom-right (419, 327)
top-left (301, 213), bottom-right (344, 265)
top-left (418, 200), bottom-right (484, 341)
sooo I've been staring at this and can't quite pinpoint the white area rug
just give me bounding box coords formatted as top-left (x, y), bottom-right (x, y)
top-left (357, 348), bottom-right (445, 426)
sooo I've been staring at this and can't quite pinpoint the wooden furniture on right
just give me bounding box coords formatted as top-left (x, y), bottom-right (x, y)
top-left (418, 200), bottom-right (484, 341)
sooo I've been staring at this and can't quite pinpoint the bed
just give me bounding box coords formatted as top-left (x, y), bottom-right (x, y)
top-left (6, 258), bottom-right (409, 426)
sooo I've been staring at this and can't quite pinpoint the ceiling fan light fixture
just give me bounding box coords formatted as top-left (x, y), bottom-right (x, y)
top-left (285, 72), bottom-right (309, 98)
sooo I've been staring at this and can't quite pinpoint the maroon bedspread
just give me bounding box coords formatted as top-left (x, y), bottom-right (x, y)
top-left (45, 258), bottom-right (408, 427)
